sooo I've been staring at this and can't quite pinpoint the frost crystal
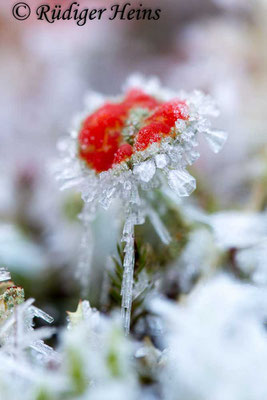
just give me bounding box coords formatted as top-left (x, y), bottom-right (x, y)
top-left (0, 270), bottom-right (57, 374)
top-left (167, 169), bottom-right (196, 197)
top-left (133, 160), bottom-right (156, 182)
top-left (204, 128), bottom-right (228, 154)
top-left (55, 75), bottom-right (227, 332)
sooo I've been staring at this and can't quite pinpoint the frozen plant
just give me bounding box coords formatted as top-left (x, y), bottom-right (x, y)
top-left (177, 204), bottom-right (267, 286)
top-left (0, 269), bottom-right (142, 400)
top-left (0, 268), bottom-right (59, 399)
top-left (0, 267), bottom-right (55, 360)
top-left (55, 75), bottom-right (227, 332)
top-left (59, 300), bottom-right (140, 399)
top-left (153, 275), bottom-right (267, 400)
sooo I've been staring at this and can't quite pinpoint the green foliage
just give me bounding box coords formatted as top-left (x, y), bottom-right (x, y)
top-left (106, 326), bottom-right (125, 378)
top-left (104, 242), bottom-right (155, 332)
top-left (135, 190), bottom-right (190, 266)
top-left (104, 189), bottom-right (193, 332)
top-left (35, 388), bottom-right (53, 400)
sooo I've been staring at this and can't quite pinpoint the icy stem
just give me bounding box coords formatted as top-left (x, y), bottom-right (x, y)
top-left (30, 306), bottom-right (54, 324)
top-left (167, 169), bottom-right (196, 197)
top-left (76, 204), bottom-right (94, 295)
top-left (121, 215), bottom-right (135, 334)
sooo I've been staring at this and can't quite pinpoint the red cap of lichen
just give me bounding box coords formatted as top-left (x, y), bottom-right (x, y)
top-left (78, 89), bottom-right (189, 173)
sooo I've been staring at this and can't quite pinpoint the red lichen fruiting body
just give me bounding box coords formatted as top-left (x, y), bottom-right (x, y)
top-left (134, 100), bottom-right (188, 151)
top-left (78, 90), bottom-right (189, 173)
top-left (113, 143), bottom-right (134, 165)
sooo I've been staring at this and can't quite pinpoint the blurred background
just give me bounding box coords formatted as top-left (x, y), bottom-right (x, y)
top-left (0, 0), bottom-right (266, 324)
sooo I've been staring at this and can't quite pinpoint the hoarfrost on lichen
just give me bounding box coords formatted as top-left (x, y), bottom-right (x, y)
top-left (55, 75), bottom-right (227, 332)
top-left (0, 297), bottom-right (56, 363)
top-left (0, 289), bottom-right (140, 400)
top-left (0, 270), bottom-right (58, 393)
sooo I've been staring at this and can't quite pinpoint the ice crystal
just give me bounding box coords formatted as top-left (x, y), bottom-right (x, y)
top-left (167, 169), bottom-right (196, 197)
top-left (204, 128), bottom-right (228, 154)
top-left (133, 160), bottom-right (156, 183)
top-left (0, 289), bottom-right (140, 399)
top-left (55, 75), bottom-right (227, 332)
top-left (0, 298), bottom-right (56, 362)
top-left (0, 269), bottom-right (56, 370)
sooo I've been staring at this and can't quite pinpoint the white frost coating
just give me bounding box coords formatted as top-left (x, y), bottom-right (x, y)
top-left (155, 154), bottom-right (168, 169)
top-left (0, 296), bottom-right (140, 398)
top-left (153, 275), bottom-right (267, 400)
top-left (175, 119), bottom-right (187, 132)
top-left (210, 211), bottom-right (267, 249)
top-left (167, 169), bottom-right (196, 197)
top-left (0, 297), bottom-right (56, 364)
top-left (62, 303), bottom-right (138, 398)
top-left (236, 239), bottom-right (267, 285)
top-left (133, 160), bottom-right (156, 182)
top-left (0, 267), bottom-right (11, 282)
top-left (55, 75), bottom-right (227, 332)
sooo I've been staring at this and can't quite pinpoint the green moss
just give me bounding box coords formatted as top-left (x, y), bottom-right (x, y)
top-left (68, 348), bottom-right (88, 395)
top-left (107, 348), bottom-right (121, 377)
top-left (35, 388), bottom-right (53, 400)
